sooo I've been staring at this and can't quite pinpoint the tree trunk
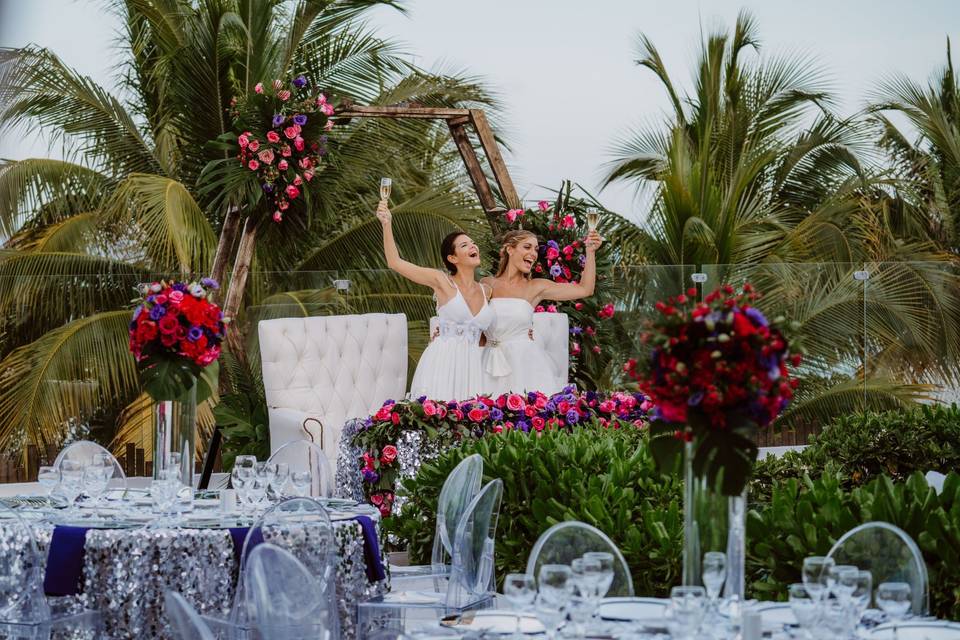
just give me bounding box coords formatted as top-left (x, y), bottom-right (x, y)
top-left (209, 205), bottom-right (242, 304)
top-left (223, 216), bottom-right (258, 358)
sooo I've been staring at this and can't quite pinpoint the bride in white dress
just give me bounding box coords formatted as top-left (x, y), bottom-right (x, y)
top-left (481, 229), bottom-right (602, 396)
top-left (377, 202), bottom-right (492, 401)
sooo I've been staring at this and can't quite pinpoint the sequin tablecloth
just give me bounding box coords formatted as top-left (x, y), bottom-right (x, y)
top-left (0, 515), bottom-right (390, 640)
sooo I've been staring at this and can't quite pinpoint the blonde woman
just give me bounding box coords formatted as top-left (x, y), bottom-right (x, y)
top-left (481, 229), bottom-right (602, 396)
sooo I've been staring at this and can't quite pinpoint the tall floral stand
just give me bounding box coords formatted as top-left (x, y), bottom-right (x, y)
top-left (152, 384), bottom-right (197, 486)
top-left (682, 441), bottom-right (747, 608)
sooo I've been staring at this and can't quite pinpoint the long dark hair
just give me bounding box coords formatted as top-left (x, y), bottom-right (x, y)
top-left (440, 231), bottom-right (467, 274)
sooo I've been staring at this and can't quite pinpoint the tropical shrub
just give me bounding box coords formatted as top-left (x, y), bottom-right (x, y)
top-left (385, 426), bottom-right (685, 595)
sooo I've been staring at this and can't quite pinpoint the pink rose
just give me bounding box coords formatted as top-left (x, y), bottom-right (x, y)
top-left (238, 134), bottom-right (249, 148)
top-left (375, 405), bottom-right (393, 421)
top-left (284, 126), bottom-right (297, 140)
top-left (294, 136), bottom-right (305, 151)
top-left (272, 211), bottom-right (283, 223)
top-left (492, 424), bottom-right (503, 434)
top-left (278, 159), bottom-right (289, 171)
top-left (257, 149), bottom-right (274, 164)
top-left (248, 140), bottom-right (260, 152)
top-left (423, 400), bottom-right (437, 416)
top-left (247, 159), bottom-right (259, 171)
top-left (505, 394), bottom-right (525, 412)
top-left (436, 405), bottom-right (447, 419)
top-left (278, 200), bottom-right (289, 211)
top-left (575, 302), bottom-right (584, 311)
top-left (254, 82), bottom-right (264, 94)
top-left (272, 79), bottom-right (283, 90)
top-left (317, 93), bottom-right (327, 105)
top-left (571, 342), bottom-right (581, 356)
top-left (558, 401), bottom-right (571, 414)
top-left (380, 445), bottom-right (398, 464)
top-left (299, 157), bottom-right (312, 169)
top-left (535, 305), bottom-right (545, 312)
top-left (525, 406), bottom-right (537, 417)
top-left (303, 170), bottom-right (314, 182)
top-left (532, 417), bottom-right (545, 431)
top-left (281, 145), bottom-right (292, 157)
top-left (370, 493), bottom-right (384, 506)
top-left (593, 345), bottom-right (601, 354)
top-left (538, 200), bottom-right (549, 211)
top-left (467, 407), bottom-right (487, 422)
top-left (534, 395), bottom-right (548, 410)
top-left (546, 305), bottom-right (558, 313)
top-left (266, 131), bottom-right (280, 143)
top-left (452, 409), bottom-right (464, 421)
top-left (320, 103), bottom-right (334, 116)
top-left (561, 215), bottom-right (575, 229)
top-left (599, 400), bottom-right (615, 413)
top-left (168, 290), bottom-right (184, 304)
top-left (324, 120), bottom-right (334, 131)
top-left (293, 174), bottom-right (302, 186)
top-left (546, 247), bottom-right (560, 260)
top-left (285, 184), bottom-right (300, 200)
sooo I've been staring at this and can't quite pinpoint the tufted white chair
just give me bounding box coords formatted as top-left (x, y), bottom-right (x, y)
top-left (428, 311), bottom-right (569, 387)
top-left (258, 314), bottom-right (408, 474)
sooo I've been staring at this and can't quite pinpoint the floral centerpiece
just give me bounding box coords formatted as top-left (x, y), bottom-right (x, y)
top-left (353, 387), bottom-right (650, 516)
top-left (625, 282), bottom-right (799, 588)
top-left (129, 278), bottom-right (225, 482)
top-left (499, 189), bottom-right (619, 388)
top-left (214, 73), bottom-right (335, 224)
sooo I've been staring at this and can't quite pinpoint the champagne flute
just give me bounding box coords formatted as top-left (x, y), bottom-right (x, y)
top-left (379, 177), bottom-right (392, 203)
top-left (586, 207), bottom-right (600, 232)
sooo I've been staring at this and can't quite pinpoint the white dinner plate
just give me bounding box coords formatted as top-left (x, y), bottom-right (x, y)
top-left (597, 597), bottom-right (669, 621)
top-left (869, 622), bottom-right (960, 640)
top-left (751, 602), bottom-right (798, 627)
top-left (443, 611), bottom-right (544, 634)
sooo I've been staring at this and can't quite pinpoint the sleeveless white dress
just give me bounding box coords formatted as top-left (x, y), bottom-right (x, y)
top-left (408, 281), bottom-right (493, 402)
top-left (482, 298), bottom-right (564, 396)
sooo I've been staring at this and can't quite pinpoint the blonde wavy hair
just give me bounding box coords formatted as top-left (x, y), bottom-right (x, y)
top-left (495, 229), bottom-right (538, 278)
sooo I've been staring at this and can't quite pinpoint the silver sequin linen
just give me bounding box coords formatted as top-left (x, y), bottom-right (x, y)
top-left (0, 518), bottom-right (389, 640)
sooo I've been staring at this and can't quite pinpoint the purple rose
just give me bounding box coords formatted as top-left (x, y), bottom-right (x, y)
top-left (517, 420), bottom-right (530, 432)
top-left (293, 114), bottom-right (307, 126)
top-left (187, 326), bottom-right (203, 342)
top-left (262, 183), bottom-right (274, 193)
top-left (566, 410), bottom-right (579, 424)
top-left (547, 240), bottom-right (559, 250)
top-left (149, 305), bottom-right (166, 321)
top-left (490, 408), bottom-right (503, 421)
top-left (172, 283), bottom-right (188, 292)
top-left (292, 75), bottom-right (307, 88)
top-left (362, 468), bottom-right (379, 483)
top-left (200, 277), bottom-right (219, 290)
top-left (272, 114), bottom-right (285, 127)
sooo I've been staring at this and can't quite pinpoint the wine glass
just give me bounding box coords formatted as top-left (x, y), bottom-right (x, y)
top-left (82, 463), bottom-right (110, 517)
top-left (536, 565), bottom-right (572, 639)
top-left (569, 557), bottom-right (603, 634)
top-left (829, 564), bottom-right (859, 603)
top-left (290, 470), bottom-right (311, 497)
top-left (802, 556), bottom-right (834, 601)
top-left (582, 551), bottom-right (615, 599)
top-left (270, 462), bottom-right (290, 498)
top-left (702, 551), bottom-right (727, 615)
top-left (59, 461), bottom-right (83, 516)
top-left (876, 582), bottom-right (912, 640)
top-left (668, 586), bottom-right (707, 640)
top-left (586, 207), bottom-right (600, 232)
top-left (37, 466), bottom-right (60, 505)
top-left (379, 177), bottom-right (392, 203)
top-left (503, 573), bottom-right (536, 638)
top-left (788, 583), bottom-right (820, 637)
top-left (852, 570), bottom-right (873, 626)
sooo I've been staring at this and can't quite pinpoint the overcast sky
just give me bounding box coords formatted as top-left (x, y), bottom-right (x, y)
top-left (1, 0), bottom-right (958, 221)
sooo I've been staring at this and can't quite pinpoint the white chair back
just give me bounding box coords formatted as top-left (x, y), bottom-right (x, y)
top-left (259, 314), bottom-right (408, 473)
top-left (446, 479), bottom-right (504, 609)
top-left (432, 454), bottom-right (484, 574)
top-left (165, 591), bottom-right (215, 640)
top-left (429, 311), bottom-right (569, 387)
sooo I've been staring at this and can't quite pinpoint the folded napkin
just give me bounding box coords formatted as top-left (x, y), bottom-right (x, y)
top-left (354, 515), bottom-right (386, 583)
top-left (44, 525), bottom-right (89, 596)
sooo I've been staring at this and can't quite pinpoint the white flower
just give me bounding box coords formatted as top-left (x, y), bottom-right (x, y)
top-left (149, 282), bottom-right (162, 293)
top-left (189, 284), bottom-right (205, 298)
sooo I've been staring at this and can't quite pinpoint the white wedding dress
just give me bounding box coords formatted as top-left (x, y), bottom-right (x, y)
top-left (408, 280), bottom-right (493, 402)
top-left (482, 298), bottom-right (564, 396)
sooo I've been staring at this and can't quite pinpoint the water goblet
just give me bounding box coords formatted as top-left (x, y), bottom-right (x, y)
top-left (290, 470), bottom-right (311, 497)
top-left (59, 461), bottom-right (84, 516)
top-left (150, 479), bottom-right (177, 524)
top-left (270, 462), bottom-right (290, 498)
top-left (702, 551), bottom-right (727, 615)
top-left (503, 573), bottom-right (536, 639)
top-left (829, 564), bottom-right (859, 603)
top-left (82, 464), bottom-right (111, 517)
top-left (852, 570), bottom-right (873, 623)
top-left (582, 551), bottom-right (615, 598)
top-left (37, 466), bottom-right (60, 505)
top-left (260, 462), bottom-right (279, 501)
top-left (533, 593), bottom-right (566, 640)
top-left (876, 582), bottom-right (911, 640)
top-left (802, 556), bottom-right (834, 602)
top-left (668, 586), bottom-right (707, 640)
top-left (788, 583), bottom-right (820, 637)
top-left (570, 557), bottom-right (603, 634)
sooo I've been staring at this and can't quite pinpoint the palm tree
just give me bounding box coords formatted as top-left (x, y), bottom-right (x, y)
top-left (0, 0), bottom-right (498, 454)
top-left (603, 10), bottom-right (960, 425)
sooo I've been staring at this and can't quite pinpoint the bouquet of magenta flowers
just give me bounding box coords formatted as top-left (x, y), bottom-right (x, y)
top-left (128, 278), bottom-right (224, 401)
top-left (353, 387), bottom-right (651, 516)
top-left (625, 283), bottom-right (800, 494)
top-left (218, 73), bottom-right (335, 224)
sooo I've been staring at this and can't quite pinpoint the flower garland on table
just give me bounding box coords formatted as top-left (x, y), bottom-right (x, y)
top-left (625, 283), bottom-right (800, 495)
top-left (128, 278), bottom-right (225, 401)
top-left (352, 387), bottom-right (651, 516)
top-left (228, 73), bottom-right (335, 223)
top-left (500, 199), bottom-right (618, 387)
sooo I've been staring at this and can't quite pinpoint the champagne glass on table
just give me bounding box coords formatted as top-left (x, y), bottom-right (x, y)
top-left (503, 573), bottom-right (536, 639)
top-left (802, 556), bottom-right (834, 602)
top-left (876, 582), bottom-right (911, 640)
top-left (37, 466), bottom-right (60, 506)
top-left (59, 461), bottom-right (83, 517)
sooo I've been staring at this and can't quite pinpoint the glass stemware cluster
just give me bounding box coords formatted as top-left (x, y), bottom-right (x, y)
top-left (51, 453), bottom-right (115, 517)
top-left (790, 555), bottom-right (895, 638)
top-left (229, 455), bottom-right (298, 515)
top-left (504, 552), bottom-right (615, 639)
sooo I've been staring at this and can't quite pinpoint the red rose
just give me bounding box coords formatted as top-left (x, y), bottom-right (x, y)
top-left (135, 320), bottom-right (158, 342)
top-left (160, 333), bottom-right (178, 348)
top-left (380, 445), bottom-right (398, 464)
top-left (467, 407), bottom-right (487, 422)
top-left (285, 185), bottom-right (300, 200)
top-left (158, 314), bottom-right (179, 335)
top-left (266, 130), bottom-right (280, 143)
top-left (532, 417), bottom-right (545, 431)
top-left (391, 412), bottom-right (400, 425)
top-left (370, 493), bottom-right (383, 506)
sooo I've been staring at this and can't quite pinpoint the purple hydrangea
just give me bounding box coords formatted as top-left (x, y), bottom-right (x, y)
top-left (187, 326), bottom-right (203, 342)
top-left (293, 114), bottom-right (307, 126)
top-left (292, 76), bottom-right (307, 88)
top-left (200, 277), bottom-right (219, 290)
top-left (570, 326), bottom-right (583, 335)
top-left (272, 114), bottom-right (285, 127)
top-left (172, 283), bottom-right (188, 293)
top-left (149, 305), bottom-right (166, 321)
top-left (416, 396), bottom-right (427, 404)
top-left (517, 420), bottom-right (530, 432)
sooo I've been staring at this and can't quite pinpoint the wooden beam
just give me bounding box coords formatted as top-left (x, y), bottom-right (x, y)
top-left (337, 106), bottom-right (470, 119)
top-left (470, 110), bottom-right (521, 210)
top-left (448, 121), bottom-right (502, 236)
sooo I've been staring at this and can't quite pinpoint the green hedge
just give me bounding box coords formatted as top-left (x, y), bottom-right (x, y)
top-left (386, 426), bottom-right (685, 595)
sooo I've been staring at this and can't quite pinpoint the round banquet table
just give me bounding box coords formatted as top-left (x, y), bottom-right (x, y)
top-left (0, 495), bottom-right (391, 640)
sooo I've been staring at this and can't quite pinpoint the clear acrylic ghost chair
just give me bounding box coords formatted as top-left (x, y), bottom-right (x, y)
top-left (53, 439), bottom-right (128, 492)
top-left (165, 591), bottom-right (215, 640)
top-left (391, 454), bottom-right (484, 585)
top-left (828, 521), bottom-right (929, 615)
top-left (526, 521), bottom-right (635, 596)
top-left (202, 496), bottom-right (339, 638)
top-left (0, 503), bottom-right (102, 637)
top-left (358, 479), bottom-right (503, 639)
top-left (268, 439), bottom-right (334, 498)
top-left (246, 543), bottom-right (338, 639)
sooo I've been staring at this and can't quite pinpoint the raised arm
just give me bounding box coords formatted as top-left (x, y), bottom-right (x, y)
top-left (533, 230), bottom-right (602, 303)
top-left (377, 202), bottom-right (447, 290)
